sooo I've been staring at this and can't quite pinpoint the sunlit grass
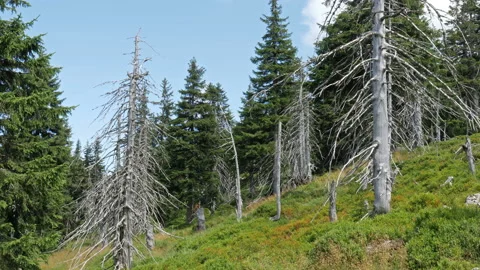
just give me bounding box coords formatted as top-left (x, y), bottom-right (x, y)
top-left (43, 134), bottom-right (480, 269)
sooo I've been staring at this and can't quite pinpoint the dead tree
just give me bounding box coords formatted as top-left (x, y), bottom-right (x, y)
top-left (284, 76), bottom-right (315, 187)
top-left (329, 180), bottom-right (338, 222)
top-left (371, 0), bottom-right (391, 214)
top-left (196, 207), bottom-right (206, 231)
top-left (215, 109), bottom-right (243, 221)
top-left (311, 0), bottom-right (480, 215)
top-left (456, 137), bottom-right (476, 175)
top-left (271, 121), bottom-right (282, 221)
top-left (63, 33), bottom-right (173, 270)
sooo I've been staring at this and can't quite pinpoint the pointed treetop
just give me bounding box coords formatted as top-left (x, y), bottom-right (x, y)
top-left (0, 0), bottom-right (29, 13)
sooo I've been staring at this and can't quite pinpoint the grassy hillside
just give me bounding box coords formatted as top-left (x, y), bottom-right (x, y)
top-left (42, 135), bottom-right (480, 269)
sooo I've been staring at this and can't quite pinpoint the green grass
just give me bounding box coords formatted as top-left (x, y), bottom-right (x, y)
top-left (43, 135), bottom-right (480, 269)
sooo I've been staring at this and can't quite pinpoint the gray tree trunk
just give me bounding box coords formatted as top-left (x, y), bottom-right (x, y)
top-left (232, 136), bottom-right (243, 221)
top-left (115, 35), bottom-right (142, 270)
top-left (146, 222), bottom-right (154, 251)
top-left (412, 97), bottom-right (424, 148)
top-left (196, 207), bottom-right (206, 231)
top-left (371, 0), bottom-right (391, 214)
top-left (271, 122), bottom-right (282, 221)
top-left (329, 181), bottom-right (337, 222)
top-left (387, 0), bottom-right (393, 149)
top-left (464, 137), bottom-right (476, 175)
top-left (434, 90), bottom-right (442, 142)
top-left (306, 102), bottom-right (312, 181)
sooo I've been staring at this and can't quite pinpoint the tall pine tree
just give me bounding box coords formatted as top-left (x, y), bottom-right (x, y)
top-left (447, 0), bottom-right (480, 127)
top-left (0, 0), bottom-right (72, 268)
top-left (168, 58), bottom-right (220, 225)
top-left (236, 0), bottom-right (299, 197)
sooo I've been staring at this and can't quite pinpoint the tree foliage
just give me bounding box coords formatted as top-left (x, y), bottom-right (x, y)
top-left (0, 1), bottom-right (72, 268)
top-left (236, 0), bottom-right (300, 197)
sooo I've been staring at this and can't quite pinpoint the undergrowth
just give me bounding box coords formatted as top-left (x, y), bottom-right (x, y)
top-left (42, 135), bottom-right (480, 269)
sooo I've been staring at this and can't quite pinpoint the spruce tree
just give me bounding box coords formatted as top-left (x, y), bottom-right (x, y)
top-left (155, 78), bottom-right (174, 143)
top-left (0, 0), bottom-right (72, 268)
top-left (169, 58), bottom-right (219, 225)
top-left (159, 78), bottom-right (174, 127)
top-left (64, 140), bottom-right (87, 233)
top-left (308, 0), bottom-right (372, 170)
top-left (91, 139), bottom-right (105, 184)
top-left (447, 0), bottom-right (480, 127)
top-left (236, 0), bottom-right (299, 197)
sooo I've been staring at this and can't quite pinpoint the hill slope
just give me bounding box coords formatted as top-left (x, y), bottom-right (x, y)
top-left (43, 135), bottom-right (480, 269)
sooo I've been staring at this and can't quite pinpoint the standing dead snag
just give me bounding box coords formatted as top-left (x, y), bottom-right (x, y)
top-left (216, 109), bottom-right (243, 221)
top-left (196, 207), bottom-right (206, 231)
top-left (63, 33), bottom-right (173, 270)
top-left (271, 121), bottom-right (282, 221)
top-left (457, 137), bottom-right (476, 175)
top-left (329, 180), bottom-right (337, 223)
top-left (284, 76), bottom-right (314, 187)
top-left (371, 0), bottom-right (391, 214)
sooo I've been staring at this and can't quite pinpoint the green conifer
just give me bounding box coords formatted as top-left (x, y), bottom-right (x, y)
top-left (236, 0), bottom-right (299, 197)
top-left (0, 1), bottom-right (72, 267)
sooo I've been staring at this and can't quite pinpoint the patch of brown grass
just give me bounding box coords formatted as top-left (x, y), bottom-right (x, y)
top-left (311, 239), bottom-right (408, 270)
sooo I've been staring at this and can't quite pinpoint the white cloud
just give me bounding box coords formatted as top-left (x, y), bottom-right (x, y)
top-left (301, 0), bottom-right (452, 47)
top-left (301, 0), bottom-right (330, 46)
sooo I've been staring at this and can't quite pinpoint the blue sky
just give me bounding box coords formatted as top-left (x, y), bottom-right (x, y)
top-left (16, 0), bottom-right (449, 145)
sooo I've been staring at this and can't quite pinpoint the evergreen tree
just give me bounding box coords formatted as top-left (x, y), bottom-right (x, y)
top-left (236, 0), bottom-right (299, 197)
top-left (206, 83), bottom-right (233, 126)
top-left (91, 138), bottom-right (105, 184)
top-left (168, 58), bottom-right (219, 224)
top-left (83, 141), bottom-right (94, 186)
top-left (159, 78), bottom-right (174, 127)
top-left (309, 0), bottom-right (440, 168)
top-left (446, 0), bottom-right (480, 132)
top-left (156, 78), bottom-right (174, 142)
top-left (68, 140), bottom-right (87, 202)
top-left (0, 0), bottom-right (72, 268)
top-left (64, 140), bottom-right (87, 233)
top-left (308, 0), bottom-right (372, 170)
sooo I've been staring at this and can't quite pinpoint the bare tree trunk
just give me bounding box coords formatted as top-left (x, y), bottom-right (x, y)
top-left (115, 34), bottom-right (142, 269)
top-left (146, 222), bottom-right (154, 251)
top-left (271, 122), bottom-right (282, 221)
top-left (412, 97), bottom-right (424, 148)
top-left (220, 111), bottom-right (243, 221)
top-left (329, 180), bottom-right (337, 222)
top-left (464, 137), bottom-right (476, 175)
top-left (232, 136), bottom-right (243, 221)
top-left (305, 100), bottom-right (312, 181)
top-left (196, 207), bottom-right (206, 231)
top-left (387, 0), bottom-right (393, 150)
top-left (372, 0), bottom-right (391, 214)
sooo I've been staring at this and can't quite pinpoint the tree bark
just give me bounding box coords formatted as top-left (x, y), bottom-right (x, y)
top-left (232, 134), bottom-right (243, 221)
top-left (146, 222), bottom-right (154, 251)
top-left (372, 0), bottom-right (391, 214)
top-left (329, 181), bottom-right (337, 222)
top-left (196, 207), bottom-right (206, 231)
top-left (115, 34), bottom-right (141, 270)
top-left (412, 97), bottom-right (424, 148)
top-left (464, 137), bottom-right (476, 175)
top-left (271, 121), bottom-right (282, 221)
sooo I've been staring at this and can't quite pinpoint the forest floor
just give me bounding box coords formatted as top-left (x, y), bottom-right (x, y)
top-left (42, 134), bottom-right (480, 269)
